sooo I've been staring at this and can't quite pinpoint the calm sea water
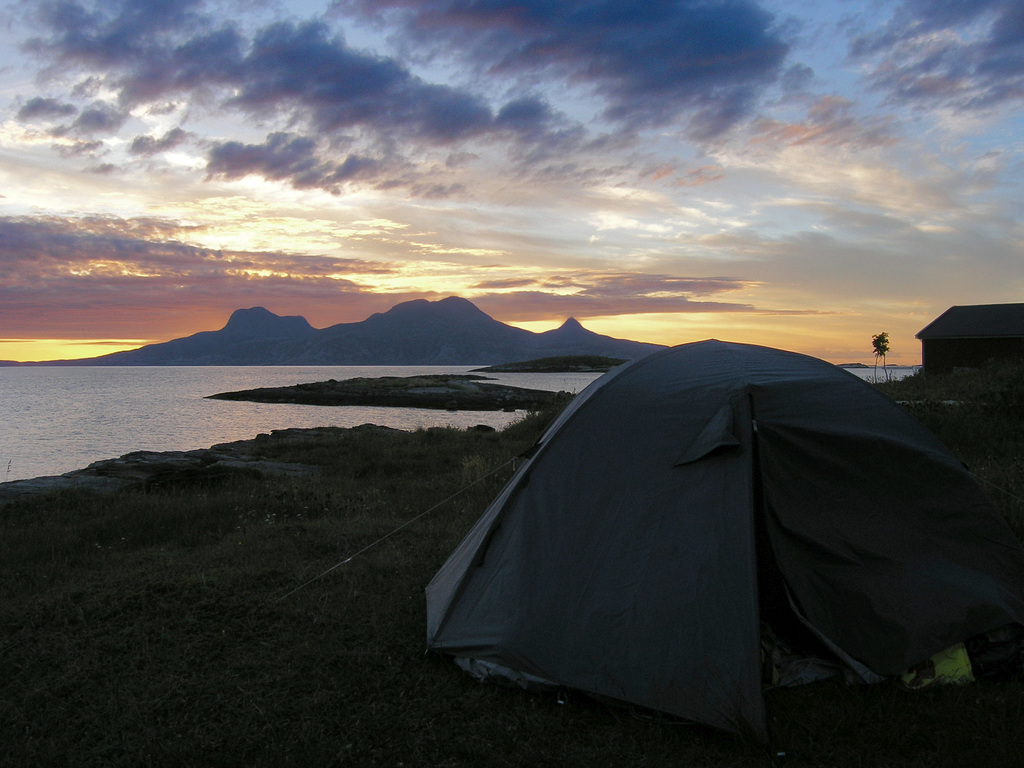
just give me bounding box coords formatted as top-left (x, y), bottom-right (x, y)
top-left (0, 366), bottom-right (603, 483)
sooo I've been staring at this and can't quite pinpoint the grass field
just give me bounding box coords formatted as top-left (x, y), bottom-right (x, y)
top-left (2, 366), bottom-right (1024, 767)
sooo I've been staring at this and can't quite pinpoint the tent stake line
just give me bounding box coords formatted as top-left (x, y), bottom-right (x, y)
top-left (273, 457), bottom-right (517, 603)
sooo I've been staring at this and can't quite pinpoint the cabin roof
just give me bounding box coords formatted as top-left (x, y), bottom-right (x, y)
top-left (917, 303), bottom-right (1024, 340)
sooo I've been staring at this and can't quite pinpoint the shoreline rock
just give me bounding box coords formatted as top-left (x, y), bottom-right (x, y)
top-left (0, 426), bottom-right (383, 504)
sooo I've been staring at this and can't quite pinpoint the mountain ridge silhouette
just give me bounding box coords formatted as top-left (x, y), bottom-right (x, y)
top-left (14, 296), bottom-right (665, 365)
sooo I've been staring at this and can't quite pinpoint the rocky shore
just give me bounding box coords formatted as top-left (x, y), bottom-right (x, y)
top-left (1, 373), bottom-right (571, 504)
top-left (0, 426), bottom-right (387, 504)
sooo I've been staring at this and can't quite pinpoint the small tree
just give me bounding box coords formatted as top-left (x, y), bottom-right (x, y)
top-left (872, 332), bottom-right (890, 381)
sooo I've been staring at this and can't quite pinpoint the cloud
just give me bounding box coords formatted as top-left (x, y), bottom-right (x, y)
top-left (128, 127), bottom-right (188, 156)
top-left (677, 165), bottom-right (726, 187)
top-left (23, 4), bottom-right (567, 145)
top-left (28, 0), bottom-right (789, 147)
top-left (780, 63), bottom-right (815, 94)
top-left (582, 272), bottom-right (754, 299)
top-left (52, 101), bottom-right (128, 137)
top-left (0, 215), bottom-right (399, 335)
top-left (473, 290), bottom-right (758, 322)
top-left (471, 277), bottom-right (537, 290)
top-left (226, 20), bottom-right (494, 142)
top-left (25, 0), bottom-right (213, 74)
top-left (849, 0), bottom-right (1024, 111)
top-left (54, 138), bottom-right (105, 157)
top-left (19, 3), bottom-right (583, 190)
top-left (468, 270), bottom-right (762, 320)
top-left (752, 96), bottom-right (898, 149)
top-left (16, 96), bottom-right (77, 122)
top-left (0, 215), bottom-right (394, 275)
top-left (205, 132), bottom-right (389, 193)
top-left (334, 0), bottom-right (791, 138)
top-left (695, 200), bottom-right (1024, 310)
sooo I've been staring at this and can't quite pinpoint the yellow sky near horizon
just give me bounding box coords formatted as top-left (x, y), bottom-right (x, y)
top-left (0, 339), bottom-right (155, 363)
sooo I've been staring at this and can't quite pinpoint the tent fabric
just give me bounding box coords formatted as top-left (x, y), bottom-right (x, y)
top-left (425, 340), bottom-right (1024, 740)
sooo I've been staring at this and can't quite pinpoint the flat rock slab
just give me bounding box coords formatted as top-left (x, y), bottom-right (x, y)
top-left (206, 374), bottom-right (562, 411)
top-left (0, 426), bottom-right (352, 504)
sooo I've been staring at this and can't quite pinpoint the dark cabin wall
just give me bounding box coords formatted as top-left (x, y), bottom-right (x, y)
top-left (922, 337), bottom-right (1024, 373)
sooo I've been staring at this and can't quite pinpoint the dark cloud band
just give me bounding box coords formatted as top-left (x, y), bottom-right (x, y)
top-left (849, 0), bottom-right (1024, 111)
top-left (334, 0), bottom-right (791, 137)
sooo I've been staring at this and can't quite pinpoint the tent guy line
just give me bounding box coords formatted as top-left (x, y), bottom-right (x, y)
top-left (974, 475), bottom-right (1024, 508)
top-left (272, 456), bottom-right (519, 604)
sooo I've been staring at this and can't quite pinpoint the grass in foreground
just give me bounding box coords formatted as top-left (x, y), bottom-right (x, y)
top-left (2, 375), bottom-right (1024, 767)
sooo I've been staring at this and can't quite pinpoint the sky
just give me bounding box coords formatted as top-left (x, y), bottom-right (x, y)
top-left (0, 0), bottom-right (1021, 364)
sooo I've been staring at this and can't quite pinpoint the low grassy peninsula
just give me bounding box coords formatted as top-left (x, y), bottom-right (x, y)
top-left (473, 354), bottom-right (627, 373)
top-left (3, 368), bottom-right (1024, 766)
top-left (207, 373), bottom-right (562, 411)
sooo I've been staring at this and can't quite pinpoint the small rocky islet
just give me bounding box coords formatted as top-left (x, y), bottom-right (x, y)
top-left (204, 357), bottom-right (624, 410)
top-left (206, 373), bottom-right (566, 411)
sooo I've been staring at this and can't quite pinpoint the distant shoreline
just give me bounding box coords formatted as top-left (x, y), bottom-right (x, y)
top-left (472, 355), bottom-right (626, 373)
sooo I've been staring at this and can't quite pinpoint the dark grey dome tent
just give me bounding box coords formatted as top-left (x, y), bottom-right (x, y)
top-left (425, 340), bottom-right (1024, 741)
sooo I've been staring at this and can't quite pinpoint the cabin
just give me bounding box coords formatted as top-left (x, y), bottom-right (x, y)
top-left (916, 303), bottom-right (1024, 373)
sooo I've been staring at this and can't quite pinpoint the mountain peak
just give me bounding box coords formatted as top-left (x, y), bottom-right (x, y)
top-left (546, 317), bottom-right (592, 340)
top-left (225, 306), bottom-right (275, 324)
top-left (378, 296), bottom-right (495, 324)
top-left (222, 307), bottom-right (314, 338)
top-left (436, 295), bottom-right (493, 320)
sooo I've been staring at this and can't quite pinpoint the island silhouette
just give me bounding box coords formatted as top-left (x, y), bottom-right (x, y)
top-left (14, 296), bottom-right (663, 366)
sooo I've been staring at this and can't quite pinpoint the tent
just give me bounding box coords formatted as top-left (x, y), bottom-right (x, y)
top-left (425, 340), bottom-right (1024, 740)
